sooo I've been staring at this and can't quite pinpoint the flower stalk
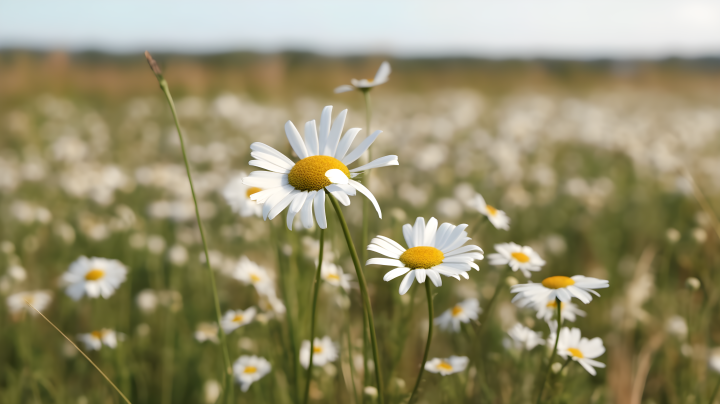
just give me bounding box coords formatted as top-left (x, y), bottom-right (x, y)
top-left (303, 228), bottom-right (325, 404)
top-left (408, 281), bottom-right (434, 404)
top-left (536, 297), bottom-right (562, 404)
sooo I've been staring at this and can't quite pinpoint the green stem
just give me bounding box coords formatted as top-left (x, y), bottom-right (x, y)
top-left (327, 191), bottom-right (385, 404)
top-left (360, 87), bottom-right (373, 398)
top-left (536, 297), bottom-right (562, 404)
top-left (146, 56), bottom-right (233, 403)
top-left (344, 300), bottom-right (360, 404)
top-left (408, 281), bottom-right (434, 404)
top-left (709, 377), bottom-right (720, 404)
top-left (303, 229), bottom-right (325, 404)
top-left (476, 268), bottom-right (509, 335)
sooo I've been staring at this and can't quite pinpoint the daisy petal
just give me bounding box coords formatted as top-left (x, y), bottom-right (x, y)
top-left (399, 270), bottom-right (416, 295)
top-left (366, 258), bottom-right (404, 267)
top-left (348, 179), bottom-right (381, 218)
top-left (373, 61), bottom-right (391, 84)
top-left (286, 192), bottom-right (308, 230)
top-left (250, 142), bottom-right (295, 167)
top-left (403, 224), bottom-right (415, 248)
top-left (314, 189), bottom-right (327, 229)
top-left (383, 267), bottom-right (410, 281)
top-left (334, 128), bottom-right (362, 160)
top-left (285, 121), bottom-right (308, 159)
top-left (249, 159), bottom-right (290, 174)
top-left (323, 109), bottom-right (347, 156)
top-left (334, 85), bottom-right (354, 94)
top-left (426, 270), bottom-right (442, 287)
top-left (342, 130), bottom-right (382, 166)
top-left (304, 120), bottom-right (319, 156)
top-left (317, 106), bottom-right (332, 156)
top-left (251, 151), bottom-right (295, 170)
top-left (349, 155), bottom-right (399, 172)
top-left (268, 190), bottom-right (300, 220)
top-left (300, 191), bottom-right (316, 229)
top-left (326, 169), bottom-right (349, 185)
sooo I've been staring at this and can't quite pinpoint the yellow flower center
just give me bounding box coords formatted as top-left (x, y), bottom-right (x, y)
top-left (486, 205), bottom-right (498, 216)
top-left (511, 252), bottom-right (530, 263)
top-left (313, 346), bottom-right (323, 353)
top-left (91, 330), bottom-right (104, 339)
top-left (250, 274), bottom-right (261, 282)
top-left (287, 155), bottom-right (350, 191)
top-left (85, 269), bottom-right (105, 281)
top-left (232, 315), bottom-right (244, 323)
top-left (243, 366), bottom-right (257, 374)
top-left (399, 246), bottom-right (445, 269)
top-left (246, 187), bottom-right (262, 198)
top-left (437, 361), bottom-right (453, 371)
top-left (568, 348), bottom-right (584, 358)
top-left (451, 305), bottom-right (463, 317)
top-left (326, 273), bottom-right (340, 281)
top-left (541, 276), bottom-right (575, 289)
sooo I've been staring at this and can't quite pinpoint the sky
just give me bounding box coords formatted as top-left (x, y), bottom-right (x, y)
top-left (2, 0), bottom-right (720, 58)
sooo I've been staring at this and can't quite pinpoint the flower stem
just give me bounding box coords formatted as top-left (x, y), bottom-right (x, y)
top-left (408, 281), bottom-right (434, 404)
top-left (710, 376), bottom-right (720, 404)
top-left (303, 229), bottom-right (325, 404)
top-left (536, 297), bottom-right (562, 404)
top-left (145, 52), bottom-right (233, 403)
top-left (327, 191), bottom-right (385, 404)
top-left (476, 268), bottom-right (509, 335)
top-left (360, 87), bottom-right (373, 398)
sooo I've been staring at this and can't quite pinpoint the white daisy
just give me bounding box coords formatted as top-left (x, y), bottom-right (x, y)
top-left (532, 298), bottom-right (586, 323)
top-left (550, 327), bottom-right (606, 376)
top-left (488, 242), bottom-right (545, 278)
top-left (472, 193), bottom-right (510, 230)
top-left (223, 172), bottom-right (263, 217)
top-left (511, 275), bottom-right (609, 306)
top-left (233, 355), bottom-right (272, 392)
top-left (221, 307), bottom-right (257, 334)
top-left (709, 347), bottom-right (720, 374)
top-left (506, 323), bottom-right (545, 351)
top-left (257, 288), bottom-right (286, 316)
top-left (62, 256), bottom-right (128, 300)
top-left (366, 217), bottom-right (484, 295)
top-left (195, 322), bottom-right (219, 344)
top-left (232, 256), bottom-right (274, 294)
top-left (299, 336), bottom-right (338, 369)
top-left (77, 329), bottom-right (118, 351)
top-left (7, 290), bottom-right (52, 315)
top-left (424, 356), bottom-right (469, 376)
top-left (243, 105), bottom-right (398, 230)
top-left (435, 298), bottom-right (481, 332)
top-left (321, 262), bottom-right (352, 291)
top-left (334, 61), bottom-right (391, 93)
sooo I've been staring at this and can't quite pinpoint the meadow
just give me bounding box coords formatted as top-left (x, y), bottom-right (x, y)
top-left (2, 52), bottom-right (720, 404)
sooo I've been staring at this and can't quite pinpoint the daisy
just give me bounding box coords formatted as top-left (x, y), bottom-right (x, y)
top-left (709, 347), bottom-right (720, 374)
top-left (506, 323), bottom-right (545, 351)
top-left (77, 329), bottom-right (118, 351)
top-left (223, 172), bottom-right (262, 217)
top-left (232, 256), bottom-right (274, 294)
top-left (321, 262), bottom-right (352, 291)
top-left (435, 298), bottom-right (481, 332)
top-left (243, 106), bottom-right (398, 230)
top-left (424, 356), bottom-right (469, 376)
top-left (62, 256), bottom-right (128, 300)
top-left (511, 275), bottom-right (609, 306)
top-left (366, 217), bottom-right (484, 295)
top-left (7, 290), bottom-right (52, 316)
top-left (257, 288), bottom-right (287, 316)
top-left (532, 298), bottom-right (586, 323)
top-left (233, 355), bottom-right (272, 392)
top-left (195, 322), bottom-right (219, 344)
top-left (221, 307), bottom-right (257, 334)
top-left (299, 336), bottom-right (338, 369)
top-left (550, 327), bottom-right (606, 376)
top-left (488, 242), bottom-right (545, 278)
top-left (334, 61), bottom-right (391, 93)
top-left (472, 193), bottom-right (510, 230)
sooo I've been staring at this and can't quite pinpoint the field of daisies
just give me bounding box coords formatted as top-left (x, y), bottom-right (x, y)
top-left (2, 54), bottom-right (720, 404)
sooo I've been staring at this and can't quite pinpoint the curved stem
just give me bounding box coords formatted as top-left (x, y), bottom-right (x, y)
top-left (145, 54), bottom-right (233, 403)
top-left (303, 229), bottom-right (325, 404)
top-left (327, 191), bottom-right (385, 404)
top-left (408, 281), bottom-right (434, 404)
top-left (536, 297), bottom-right (562, 404)
top-left (710, 377), bottom-right (720, 404)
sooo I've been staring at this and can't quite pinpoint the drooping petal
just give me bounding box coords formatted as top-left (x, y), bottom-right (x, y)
top-left (314, 189), bottom-right (327, 229)
top-left (426, 270), bottom-right (442, 287)
top-left (285, 121), bottom-right (308, 159)
top-left (415, 268), bottom-right (426, 283)
top-left (399, 270), bottom-right (416, 295)
top-left (300, 191), bottom-right (316, 229)
top-left (286, 191), bottom-right (308, 230)
top-left (348, 179), bottom-right (381, 218)
top-left (328, 189), bottom-right (350, 206)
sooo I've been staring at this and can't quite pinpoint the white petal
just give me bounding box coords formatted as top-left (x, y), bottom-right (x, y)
top-left (328, 189), bottom-right (350, 206)
top-left (286, 192), bottom-right (308, 230)
top-left (413, 217), bottom-right (426, 247)
top-left (300, 191), bottom-right (316, 229)
top-left (399, 270), bottom-right (416, 295)
top-left (334, 85), bottom-right (354, 94)
top-left (243, 175), bottom-right (288, 188)
top-left (334, 128), bottom-right (362, 160)
top-left (348, 179), bottom-right (381, 218)
top-left (262, 186), bottom-right (295, 219)
top-left (342, 130), bottom-right (382, 166)
top-left (375, 235), bottom-right (407, 254)
top-left (366, 258), bottom-right (403, 267)
top-left (383, 267), bottom-right (410, 281)
top-left (314, 189), bottom-right (327, 229)
top-left (403, 224), bottom-right (415, 248)
top-left (349, 155), bottom-right (399, 172)
top-left (250, 151), bottom-right (294, 170)
top-left (250, 142), bottom-right (295, 167)
top-left (424, 217), bottom-right (438, 246)
top-left (268, 190), bottom-right (300, 220)
top-left (373, 61), bottom-right (391, 84)
top-left (285, 121), bottom-right (308, 159)
top-left (326, 169), bottom-right (349, 185)
top-left (317, 106), bottom-right (332, 156)
top-left (249, 159), bottom-right (290, 174)
top-left (323, 109), bottom-right (347, 156)
top-left (304, 120), bottom-right (319, 156)
top-left (415, 268), bottom-right (426, 283)
top-left (426, 270), bottom-right (442, 287)
top-left (367, 244), bottom-right (400, 258)
top-left (434, 223), bottom-right (453, 248)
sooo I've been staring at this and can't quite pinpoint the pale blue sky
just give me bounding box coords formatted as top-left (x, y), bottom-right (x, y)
top-left (2, 0), bottom-right (720, 58)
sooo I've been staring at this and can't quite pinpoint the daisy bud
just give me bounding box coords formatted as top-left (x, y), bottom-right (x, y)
top-left (686, 277), bottom-right (701, 291)
top-left (363, 386), bottom-right (378, 399)
top-left (551, 362), bottom-right (563, 374)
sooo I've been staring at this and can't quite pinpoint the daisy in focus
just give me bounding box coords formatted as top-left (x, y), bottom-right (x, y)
top-left (532, 298), bottom-right (586, 323)
top-left (233, 256), bottom-right (273, 293)
top-left (299, 336), bottom-right (338, 369)
top-left (77, 329), bottom-right (119, 351)
top-left (321, 262), bottom-right (352, 291)
top-left (472, 193), bottom-right (510, 230)
top-left (243, 106), bottom-right (398, 230)
top-left (367, 217), bottom-right (484, 295)
top-left (334, 61), bottom-right (391, 93)
top-left (488, 242), bottom-right (546, 278)
top-left (223, 172), bottom-right (263, 218)
top-left (195, 322), bottom-right (219, 344)
top-left (62, 256), bottom-right (128, 300)
top-left (505, 323), bottom-right (545, 351)
top-left (7, 290), bottom-right (52, 316)
top-left (550, 327), bottom-right (606, 376)
top-left (511, 275), bottom-right (609, 305)
top-left (221, 307), bottom-right (257, 334)
top-left (233, 355), bottom-right (272, 392)
top-left (424, 356), bottom-right (469, 376)
top-left (435, 298), bottom-right (481, 332)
